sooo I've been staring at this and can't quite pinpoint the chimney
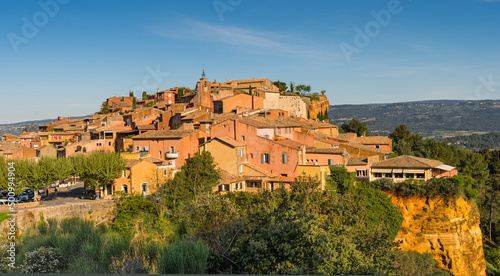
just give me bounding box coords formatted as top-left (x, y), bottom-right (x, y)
top-left (157, 88), bottom-right (160, 93)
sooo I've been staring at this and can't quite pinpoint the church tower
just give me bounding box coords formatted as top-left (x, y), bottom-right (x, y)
top-left (194, 67), bottom-right (211, 108)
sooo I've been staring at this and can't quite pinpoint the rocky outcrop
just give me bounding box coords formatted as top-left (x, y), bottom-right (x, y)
top-left (389, 194), bottom-right (486, 276)
top-left (305, 95), bottom-right (329, 120)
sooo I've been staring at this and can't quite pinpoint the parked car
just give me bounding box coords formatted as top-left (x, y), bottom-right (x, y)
top-left (80, 190), bottom-right (97, 200)
top-left (24, 189), bottom-right (34, 198)
top-left (38, 188), bottom-right (46, 195)
top-left (16, 192), bottom-right (30, 202)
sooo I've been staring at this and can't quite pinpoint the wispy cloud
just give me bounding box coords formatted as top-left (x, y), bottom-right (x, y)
top-left (149, 18), bottom-right (341, 61)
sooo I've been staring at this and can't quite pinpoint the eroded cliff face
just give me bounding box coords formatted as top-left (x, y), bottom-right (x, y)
top-left (308, 95), bottom-right (329, 120)
top-left (389, 194), bottom-right (486, 276)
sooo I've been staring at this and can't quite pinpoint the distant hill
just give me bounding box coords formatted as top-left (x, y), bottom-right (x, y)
top-left (328, 99), bottom-right (500, 137)
top-left (0, 115), bottom-right (90, 137)
top-left (441, 132), bottom-right (500, 151)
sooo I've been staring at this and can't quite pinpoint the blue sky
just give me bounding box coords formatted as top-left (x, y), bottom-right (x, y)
top-left (1, 0), bottom-right (500, 124)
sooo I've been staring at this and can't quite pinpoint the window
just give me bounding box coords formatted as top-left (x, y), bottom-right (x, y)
top-left (250, 153), bottom-right (253, 159)
top-left (164, 169), bottom-right (168, 177)
top-left (356, 170), bottom-right (367, 177)
top-left (384, 173), bottom-right (393, 178)
top-left (219, 184), bottom-right (230, 192)
top-left (109, 142), bottom-right (111, 146)
top-left (159, 151), bottom-right (162, 158)
top-left (168, 94), bottom-right (171, 98)
top-left (240, 149), bottom-right (244, 157)
top-left (328, 159), bottom-right (334, 165)
top-left (235, 182), bottom-right (242, 190)
top-left (122, 170), bottom-right (126, 178)
top-left (246, 182), bottom-right (262, 188)
top-left (405, 173), bottom-right (415, 178)
top-left (239, 165), bottom-right (243, 173)
top-left (375, 145), bottom-right (380, 149)
top-left (168, 100), bottom-right (172, 104)
top-left (241, 136), bottom-right (245, 141)
top-left (261, 153), bottom-right (270, 164)
top-left (281, 174), bottom-right (288, 177)
top-left (416, 173), bottom-right (425, 179)
top-left (374, 173), bottom-right (382, 178)
top-left (122, 184), bottom-right (128, 193)
top-left (141, 183), bottom-right (148, 195)
top-left (144, 146), bottom-right (149, 152)
top-left (394, 173), bottom-right (404, 178)
top-left (282, 153), bottom-right (288, 164)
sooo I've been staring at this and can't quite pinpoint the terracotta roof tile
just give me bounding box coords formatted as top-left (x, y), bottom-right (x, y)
top-left (306, 148), bottom-right (347, 155)
top-left (218, 168), bottom-right (245, 182)
top-left (132, 129), bottom-right (200, 139)
top-left (372, 155), bottom-right (443, 169)
top-left (347, 157), bottom-right (368, 166)
top-left (213, 136), bottom-right (245, 148)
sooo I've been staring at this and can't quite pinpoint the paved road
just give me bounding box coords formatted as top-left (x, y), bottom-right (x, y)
top-left (1, 182), bottom-right (108, 212)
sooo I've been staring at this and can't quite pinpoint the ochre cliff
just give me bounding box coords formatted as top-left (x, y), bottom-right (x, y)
top-left (307, 95), bottom-right (329, 120)
top-left (388, 194), bottom-right (486, 276)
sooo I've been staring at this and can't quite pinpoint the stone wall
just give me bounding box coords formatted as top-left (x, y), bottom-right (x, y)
top-left (1, 200), bottom-right (115, 234)
top-left (389, 194), bottom-right (486, 276)
top-left (263, 93), bottom-right (307, 119)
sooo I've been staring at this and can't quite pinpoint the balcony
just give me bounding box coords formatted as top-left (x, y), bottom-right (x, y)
top-left (165, 151), bottom-right (179, 159)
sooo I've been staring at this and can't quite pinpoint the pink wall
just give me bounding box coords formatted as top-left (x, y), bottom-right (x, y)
top-left (211, 119), bottom-right (300, 177)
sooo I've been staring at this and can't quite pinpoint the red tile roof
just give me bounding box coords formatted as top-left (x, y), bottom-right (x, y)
top-left (372, 155), bottom-right (443, 169)
top-left (132, 129), bottom-right (200, 139)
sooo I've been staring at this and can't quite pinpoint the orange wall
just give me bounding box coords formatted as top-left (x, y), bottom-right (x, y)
top-left (211, 120), bottom-right (300, 177)
top-left (304, 152), bottom-right (346, 166)
top-left (133, 132), bottom-right (209, 170)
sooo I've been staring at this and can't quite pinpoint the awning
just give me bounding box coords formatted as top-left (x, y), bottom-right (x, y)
top-left (404, 169), bottom-right (426, 174)
top-left (372, 168), bottom-right (393, 173)
top-left (392, 169), bottom-right (403, 173)
top-left (434, 164), bottom-right (455, 171)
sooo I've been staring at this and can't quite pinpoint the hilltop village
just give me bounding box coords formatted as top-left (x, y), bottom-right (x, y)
top-left (0, 73), bottom-right (457, 196)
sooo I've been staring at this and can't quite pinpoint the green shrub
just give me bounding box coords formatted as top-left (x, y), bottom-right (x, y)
top-left (393, 250), bottom-right (450, 275)
top-left (157, 239), bottom-right (209, 274)
top-left (22, 247), bottom-right (67, 273)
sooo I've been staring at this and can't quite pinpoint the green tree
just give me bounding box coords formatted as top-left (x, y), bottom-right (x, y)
top-left (327, 166), bottom-right (355, 193)
top-left (80, 151), bottom-right (125, 191)
top-left (0, 156), bottom-right (8, 192)
top-left (289, 81), bottom-right (295, 93)
top-left (142, 91), bottom-right (148, 100)
top-left (273, 80), bottom-right (287, 92)
top-left (129, 91), bottom-right (134, 97)
top-left (132, 97), bottom-right (137, 109)
top-left (99, 101), bottom-right (110, 114)
top-left (389, 124), bottom-right (412, 143)
top-left (321, 89), bottom-right (326, 95)
top-left (175, 151), bottom-right (220, 197)
top-left (341, 119), bottom-right (369, 137)
top-left (176, 87), bottom-right (190, 103)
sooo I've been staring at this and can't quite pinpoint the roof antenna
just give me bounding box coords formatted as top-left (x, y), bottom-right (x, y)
top-left (201, 64), bottom-right (206, 79)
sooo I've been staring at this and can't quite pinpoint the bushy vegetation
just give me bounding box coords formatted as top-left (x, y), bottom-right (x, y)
top-left (22, 246), bottom-right (67, 273)
top-left (392, 250), bottom-right (450, 275)
top-left (340, 118), bottom-right (369, 136)
top-left (370, 175), bottom-right (481, 201)
top-left (157, 239), bottom-right (209, 274)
